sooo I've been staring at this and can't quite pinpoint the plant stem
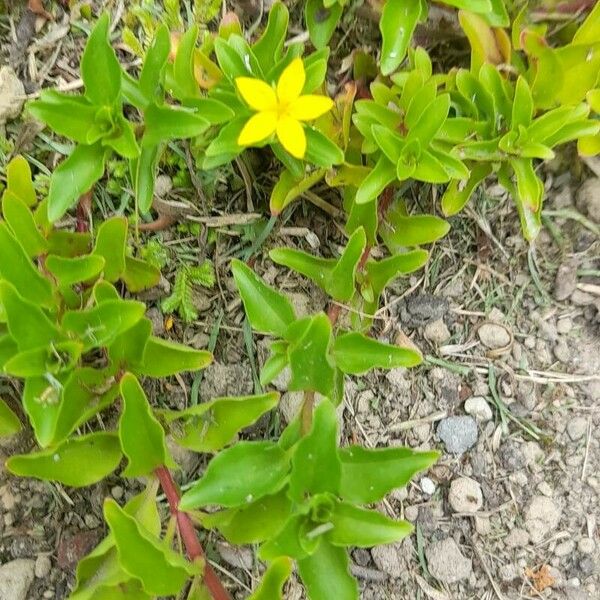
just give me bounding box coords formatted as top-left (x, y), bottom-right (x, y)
top-left (76, 191), bottom-right (92, 233)
top-left (154, 466), bottom-right (232, 600)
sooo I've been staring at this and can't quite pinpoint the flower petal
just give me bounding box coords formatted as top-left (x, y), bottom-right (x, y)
top-left (276, 116), bottom-right (306, 159)
top-left (238, 111), bottom-right (278, 146)
top-left (235, 78), bottom-right (277, 111)
top-left (277, 58), bottom-right (305, 105)
top-left (289, 95), bottom-right (334, 121)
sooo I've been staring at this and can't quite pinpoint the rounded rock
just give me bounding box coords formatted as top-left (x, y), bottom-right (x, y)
top-left (420, 477), bottom-right (436, 496)
top-left (448, 477), bottom-right (483, 513)
top-left (478, 323), bottom-right (511, 349)
top-left (437, 416), bottom-right (478, 455)
top-left (34, 555), bottom-right (51, 579)
top-left (425, 538), bottom-right (472, 583)
top-left (464, 396), bottom-right (493, 421)
top-left (424, 319), bottom-right (451, 344)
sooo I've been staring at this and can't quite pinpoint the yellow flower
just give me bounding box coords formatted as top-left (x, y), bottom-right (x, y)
top-left (235, 58), bottom-right (334, 159)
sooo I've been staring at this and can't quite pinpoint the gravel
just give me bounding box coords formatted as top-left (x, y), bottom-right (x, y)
top-left (423, 319), bottom-right (451, 344)
top-left (425, 538), bottom-right (473, 583)
top-left (437, 416), bottom-right (478, 454)
top-left (448, 477), bottom-right (483, 513)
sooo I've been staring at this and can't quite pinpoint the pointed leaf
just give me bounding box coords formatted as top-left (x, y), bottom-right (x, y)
top-left (355, 156), bottom-right (396, 205)
top-left (5, 156), bottom-right (36, 206)
top-left (306, 0), bottom-right (342, 50)
top-left (142, 104), bottom-right (208, 146)
top-left (121, 256), bottom-right (160, 292)
top-left (6, 432), bottom-right (122, 487)
top-left (180, 441), bottom-right (290, 509)
top-left (380, 0), bottom-right (422, 76)
top-left (92, 216), bottom-right (127, 281)
top-left (333, 332), bottom-right (422, 375)
top-left (103, 499), bottom-right (195, 596)
top-left (298, 542), bottom-right (358, 600)
top-left (330, 502), bottom-right (413, 547)
top-left (0, 398), bottom-right (22, 437)
top-left (338, 446), bottom-right (439, 503)
top-left (136, 337), bottom-right (212, 377)
top-left (231, 259), bottom-right (296, 337)
top-left (289, 401), bottom-right (341, 501)
top-left (0, 223), bottom-right (53, 306)
top-left (2, 191), bottom-right (47, 257)
top-left (119, 374), bottom-right (173, 477)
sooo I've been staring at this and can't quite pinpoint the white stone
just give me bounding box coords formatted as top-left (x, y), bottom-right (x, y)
top-left (555, 540), bottom-right (576, 557)
top-left (478, 323), bottom-right (511, 349)
top-left (567, 417), bottom-right (588, 441)
top-left (34, 555), bottom-right (51, 579)
top-left (0, 67), bottom-right (25, 126)
top-left (420, 477), bottom-right (436, 495)
top-left (0, 559), bottom-right (35, 600)
top-left (464, 396), bottom-right (493, 421)
top-left (578, 538), bottom-right (595, 554)
top-left (448, 477), bottom-right (483, 513)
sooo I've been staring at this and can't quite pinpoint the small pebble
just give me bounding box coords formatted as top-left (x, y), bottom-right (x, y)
top-left (423, 319), bottom-right (451, 344)
top-left (420, 477), bottom-right (436, 496)
top-left (111, 486), bottom-right (124, 500)
top-left (578, 538), bottom-right (595, 554)
top-left (567, 417), bottom-right (588, 441)
top-left (34, 555), bottom-right (51, 579)
top-left (448, 477), bottom-right (483, 513)
top-left (557, 318), bottom-right (573, 334)
top-left (555, 540), bottom-right (576, 557)
top-left (437, 416), bottom-right (478, 455)
top-left (464, 396), bottom-right (493, 421)
top-left (478, 323), bottom-right (511, 349)
top-left (405, 506), bottom-right (419, 522)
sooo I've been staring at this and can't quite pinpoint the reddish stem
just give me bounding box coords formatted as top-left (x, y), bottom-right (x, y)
top-left (154, 466), bottom-right (232, 600)
top-left (76, 191), bottom-right (92, 233)
top-left (138, 214), bottom-right (177, 232)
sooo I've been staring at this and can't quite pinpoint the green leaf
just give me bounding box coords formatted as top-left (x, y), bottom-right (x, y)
top-left (121, 256), bottom-right (161, 292)
top-left (305, 0), bottom-right (342, 50)
top-left (142, 104), bottom-right (208, 146)
top-left (172, 26), bottom-right (200, 100)
top-left (512, 76), bottom-right (533, 129)
top-left (135, 337), bottom-right (212, 377)
top-left (508, 158), bottom-right (543, 241)
top-left (132, 144), bottom-right (160, 214)
top-left (167, 392), bottom-right (279, 452)
top-left (108, 318), bottom-right (152, 369)
top-left (365, 249), bottom-right (429, 298)
top-left (338, 445), bottom-right (439, 503)
top-left (3, 341), bottom-right (81, 377)
top-left (270, 228), bottom-right (365, 302)
top-left (5, 155), bottom-right (36, 206)
top-left (48, 143), bottom-right (107, 222)
top-left (62, 300), bottom-right (145, 351)
top-left (103, 115), bottom-right (140, 159)
top-left (92, 217), bottom-right (127, 282)
top-left (0, 282), bottom-right (60, 350)
top-left (103, 499), bottom-right (196, 596)
top-left (380, 209), bottom-right (450, 249)
top-left (289, 401), bottom-right (341, 501)
top-left (573, 1), bottom-right (600, 45)
top-left (27, 90), bottom-right (97, 143)
top-left (355, 156), bottom-right (396, 205)
top-left (2, 191), bottom-right (47, 257)
top-left (380, 0), bottom-right (422, 76)
top-left (139, 26), bottom-right (170, 102)
top-left (330, 501), bottom-right (413, 547)
top-left (333, 332), bottom-right (422, 375)
top-left (52, 367), bottom-right (119, 445)
top-left (248, 557), bottom-right (293, 600)
top-left (231, 259), bottom-right (296, 337)
top-left (303, 127), bottom-right (345, 168)
top-left (22, 376), bottom-right (62, 447)
top-left (180, 441), bottom-right (290, 509)
top-left (0, 223), bottom-right (53, 306)
top-left (0, 398), bottom-right (22, 437)
top-left (81, 14), bottom-right (121, 106)
top-left (407, 94), bottom-right (450, 147)
top-left (72, 486), bottom-right (161, 600)
top-left (298, 542), bottom-right (358, 600)
top-left (185, 98), bottom-right (235, 124)
top-left (253, 2), bottom-right (289, 70)
top-left (214, 37), bottom-right (252, 80)
top-left (7, 432), bottom-right (122, 487)
top-left (269, 168), bottom-right (325, 216)
top-left (441, 163), bottom-right (491, 216)
top-left (200, 490), bottom-right (292, 545)
top-left (46, 230), bottom-right (91, 257)
top-left (286, 314), bottom-right (335, 397)
top-left (46, 254), bottom-right (105, 287)
top-left (119, 374), bottom-right (173, 477)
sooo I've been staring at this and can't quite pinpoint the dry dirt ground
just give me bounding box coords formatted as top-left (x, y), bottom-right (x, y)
top-left (0, 2), bottom-right (599, 600)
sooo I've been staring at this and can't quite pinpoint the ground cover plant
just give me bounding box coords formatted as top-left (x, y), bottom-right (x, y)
top-left (0, 0), bottom-right (599, 599)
